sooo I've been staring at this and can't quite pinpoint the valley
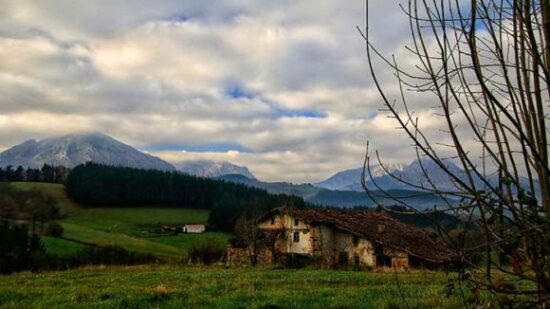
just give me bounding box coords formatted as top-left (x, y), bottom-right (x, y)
top-left (11, 182), bottom-right (230, 259)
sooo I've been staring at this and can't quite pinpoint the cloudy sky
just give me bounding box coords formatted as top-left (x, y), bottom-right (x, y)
top-left (0, 0), bottom-right (433, 182)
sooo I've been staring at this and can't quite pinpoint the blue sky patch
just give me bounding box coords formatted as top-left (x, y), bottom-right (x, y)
top-left (224, 84), bottom-right (255, 99)
top-left (168, 14), bottom-right (190, 22)
top-left (143, 141), bottom-right (250, 153)
top-left (276, 108), bottom-right (327, 118)
top-left (223, 83), bottom-right (326, 119)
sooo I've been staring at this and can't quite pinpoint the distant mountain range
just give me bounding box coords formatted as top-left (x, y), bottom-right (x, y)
top-left (3, 133), bottom-right (531, 209)
top-left (174, 160), bottom-right (255, 179)
top-left (315, 159), bottom-right (468, 193)
top-left (0, 133), bottom-right (175, 171)
top-left (0, 133), bottom-right (256, 179)
top-left (218, 174), bottom-right (455, 210)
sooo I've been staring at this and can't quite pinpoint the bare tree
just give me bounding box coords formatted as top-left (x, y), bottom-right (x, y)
top-left (234, 215), bottom-right (262, 265)
top-left (233, 197), bottom-right (264, 266)
top-left (358, 0), bottom-right (549, 306)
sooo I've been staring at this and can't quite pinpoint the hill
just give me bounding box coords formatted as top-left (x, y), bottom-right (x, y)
top-left (10, 182), bottom-right (230, 259)
top-left (0, 133), bottom-right (175, 171)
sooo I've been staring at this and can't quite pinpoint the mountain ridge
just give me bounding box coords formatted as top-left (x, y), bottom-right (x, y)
top-left (0, 133), bottom-right (175, 171)
top-left (315, 159), bottom-right (466, 192)
top-left (174, 160), bottom-right (255, 179)
top-left (217, 173), bottom-right (455, 209)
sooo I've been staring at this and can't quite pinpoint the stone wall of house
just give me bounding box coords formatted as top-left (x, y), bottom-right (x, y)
top-left (390, 250), bottom-right (409, 271)
top-left (259, 214), bottom-right (313, 255)
top-left (226, 246), bottom-right (274, 266)
top-left (310, 225), bottom-right (376, 268)
top-left (253, 213), bottom-right (412, 271)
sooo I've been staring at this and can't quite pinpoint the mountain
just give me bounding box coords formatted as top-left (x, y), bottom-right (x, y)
top-left (315, 163), bottom-right (404, 191)
top-left (315, 158), bottom-right (540, 200)
top-left (316, 159), bottom-right (467, 192)
top-left (174, 160), bottom-right (255, 179)
top-left (218, 174), bottom-right (455, 210)
top-left (0, 133), bottom-right (175, 171)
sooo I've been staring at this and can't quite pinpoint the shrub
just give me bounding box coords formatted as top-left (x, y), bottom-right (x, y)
top-left (45, 222), bottom-right (64, 237)
top-left (188, 238), bottom-right (225, 265)
top-left (0, 221), bottom-right (45, 274)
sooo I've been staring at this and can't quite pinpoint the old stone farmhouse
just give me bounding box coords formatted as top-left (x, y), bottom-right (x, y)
top-left (227, 208), bottom-right (456, 270)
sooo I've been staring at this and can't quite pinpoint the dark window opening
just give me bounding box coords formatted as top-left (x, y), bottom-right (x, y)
top-left (376, 255), bottom-right (392, 267)
top-left (352, 236), bottom-right (359, 246)
top-left (374, 244), bottom-right (384, 256)
top-left (338, 252), bottom-right (349, 267)
top-left (271, 217), bottom-right (275, 225)
top-left (294, 218), bottom-right (299, 226)
top-left (293, 231), bottom-right (300, 242)
top-left (374, 244), bottom-right (392, 267)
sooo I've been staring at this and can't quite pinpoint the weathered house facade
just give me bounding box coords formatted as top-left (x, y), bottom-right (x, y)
top-left (227, 208), bottom-right (456, 270)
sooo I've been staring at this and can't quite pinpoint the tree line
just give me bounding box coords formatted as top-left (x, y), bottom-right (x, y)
top-left (0, 220), bottom-right (156, 275)
top-left (65, 163), bottom-right (306, 231)
top-left (0, 183), bottom-right (60, 233)
top-left (0, 164), bottom-right (68, 183)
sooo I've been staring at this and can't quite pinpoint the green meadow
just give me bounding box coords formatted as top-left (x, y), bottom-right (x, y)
top-left (3, 182), bottom-right (488, 308)
top-left (11, 182), bottom-right (231, 259)
top-left (0, 265), bottom-right (466, 309)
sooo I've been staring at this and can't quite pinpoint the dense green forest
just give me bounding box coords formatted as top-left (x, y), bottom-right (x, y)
top-left (65, 163), bottom-right (306, 231)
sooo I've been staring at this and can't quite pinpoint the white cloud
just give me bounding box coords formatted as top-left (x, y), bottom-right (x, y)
top-left (0, 0), bottom-right (450, 182)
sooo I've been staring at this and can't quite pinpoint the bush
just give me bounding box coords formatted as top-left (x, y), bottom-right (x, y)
top-left (0, 221), bottom-right (45, 274)
top-left (188, 238), bottom-right (225, 265)
top-left (45, 222), bottom-right (64, 237)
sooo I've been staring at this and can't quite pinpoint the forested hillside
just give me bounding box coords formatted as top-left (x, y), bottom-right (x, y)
top-left (65, 163), bottom-right (306, 231)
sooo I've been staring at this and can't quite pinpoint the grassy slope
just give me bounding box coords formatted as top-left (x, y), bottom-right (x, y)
top-left (41, 237), bottom-right (86, 257)
top-left (11, 183), bottom-right (230, 259)
top-left (0, 266), bottom-right (466, 309)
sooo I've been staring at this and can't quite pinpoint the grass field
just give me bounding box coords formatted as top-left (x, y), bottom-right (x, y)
top-left (0, 265), bottom-right (467, 308)
top-left (41, 236), bottom-right (87, 257)
top-left (10, 182), bottom-right (231, 259)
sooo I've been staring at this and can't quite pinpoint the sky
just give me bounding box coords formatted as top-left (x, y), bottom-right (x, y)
top-left (0, 0), bottom-right (443, 182)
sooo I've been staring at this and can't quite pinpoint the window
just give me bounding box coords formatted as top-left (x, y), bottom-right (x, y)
top-left (293, 231), bottom-right (300, 242)
top-left (338, 252), bottom-right (349, 267)
top-left (294, 218), bottom-right (299, 226)
top-left (271, 217), bottom-right (275, 225)
top-left (374, 244), bottom-right (392, 267)
top-left (376, 255), bottom-right (392, 267)
top-left (352, 236), bottom-right (359, 246)
top-left (374, 244), bottom-right (384, 256)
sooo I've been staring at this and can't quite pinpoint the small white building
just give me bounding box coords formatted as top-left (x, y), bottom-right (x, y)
top-left (182, 224), bottom-right (206, 233)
